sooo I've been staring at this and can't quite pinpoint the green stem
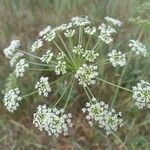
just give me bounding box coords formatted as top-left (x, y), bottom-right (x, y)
top-left (112, 132), bottom-right (128, 150)
top-left (96, 77), bottom-right (132, 92)
top-left (64, 79), bottom-right (75, 110)
top-left (28, 68), bottom-right (52, 71)
top-left (78, 26), bottom-right (83, 45)
top-left (86, 86), bottom-right (95, 98)
top-left (27, 61), bottom-right (52, 67)
top-left (18, 50), bottom-right (40, 59)
top-left (22, 91), bottom-right (37, 98)
top-left (53, 77), bottom-right (74, 108)
top-left (85, 35), bottom-right (91, 50)
top-left (83, 87), bottom-right (91, 101)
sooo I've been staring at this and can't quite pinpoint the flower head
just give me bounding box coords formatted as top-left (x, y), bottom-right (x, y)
top-left (84, 26), bottom-right (96, 35)
top-left (75, 64), bottom-right (98, 87)
top-left (31, 39), bottom-right (43, 52)
top-left (104, 16), bottom-right (122, 27)
top-left (35, 76), bottom-right (51, 97)
top-left (3, 88), bottom-right (22, 112)
top-left (98, 23), bottom-right (116, 44)
top-left (129, 40), bottom-right (147, 56)
top-left (54, 23), bottom-right (72, 32)
top-left (64, 29), bottom-right (75, 37)
top-left (82, 98), bottom-right (123, 135)
top-left (72, 45), bottom-right (84, 55)
top-left (56, 52), bottom-right (66, 60)
top-left (108, 50), bottom-right (126, 67)
top-left (83, 50), bottom-right (99, 62)
top-left (14, 58), bottom-right (29, 77)
top-left (71, 16), bottom-right (90, 26)
top-left (33, 105), bottom-right (72, 137)
top-left (132, 80), bottom-right (150, 109)
top-left (55, 61), bottom-right (67, 75)
top-left (40, 50), bottom-right (53, 64)
top-left (39, 26), bottom-right (56, 42)
top-left (3, 40), bottom-right (21, 59)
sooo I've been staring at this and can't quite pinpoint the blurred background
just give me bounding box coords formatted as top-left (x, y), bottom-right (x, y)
top-left (0, 0), bottom-right (150, 149)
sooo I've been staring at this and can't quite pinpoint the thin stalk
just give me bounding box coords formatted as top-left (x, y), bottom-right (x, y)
top-left (110, 54), bottom-right (132, 109)
top-left (96, 77), bottom-right (132, 92)
top-left (78, 27), bottom-right (83, 45)
top-left (18, 50), bottom-right (40, 59)
top-left (58, 35), bottom-right (76, 67)
top-left (22, 91), bottom-right (37, 98)
top-left (64, 79), bottom-right (75, 110)
top-left (86, 86), bottom-right (94, 98)
top-left (27, 61), bottom-right (53, 67)
top-left (83, 87), bottom-right (92, 101)
top-left (28, 68), bottom-right (52, 71)
top-left (112, 132), bottom-right (128, 150)
top-left (53, 77), bottom-right (74, 108)
top-left (85, 35), bottom-right (91, 49)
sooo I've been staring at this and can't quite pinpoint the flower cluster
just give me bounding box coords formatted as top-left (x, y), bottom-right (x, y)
top-left (84, 26), bottom-right (96, 35)
top-left (3, 88), bottom-right (22, 112)
top-left (35, 76), bottom-right (51, 97)
top-left (75, 64), bottom-right (98, 87)
top-left (82, 98), bottom-right (123, 135)
top-left (14, 59), bottom-right (29, 77)
top-left (73, 45), bottom-right (84, 54)
top-left (132, 80), bottom-right (150, 109)
top-left (55, 61), bottom-right (67, 75)
top-left (71, 16), bottom-right (90, 26)
top-left (98, 23), bottom-right (116, 44)
top-left (129, 40), bottom-right (147, 56)
top-left (40, 49), bottom-right (53, 64)
top-left (31, 39), bottom-right (43, 52)
top-left (33, 105), bottom-right (72, 137)
top-left (64, 29), bottom-right (75, 37)
top-left (3, 40), bottom-right (21, 59)
top-left (108, 50), bottom-right (126, 67)
top-left (83, 50), bottom-right (99, 62)
top-left (104, 16), bottom-right (122, 26)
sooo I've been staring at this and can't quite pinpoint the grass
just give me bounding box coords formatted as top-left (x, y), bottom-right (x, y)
top-left (0, 0), bottom-right (150, 149)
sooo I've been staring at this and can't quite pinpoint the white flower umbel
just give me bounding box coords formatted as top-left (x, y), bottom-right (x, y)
top-left (103, 109), bottom-right (123, 135)
top-left (31, 39), bottom-right (43, 52)
top-left (129, 40), bottom-right (147, 56)
top-left (3, 40), bottom-right (21, 59)
top-left (14, 58), bottom-right (29, 77)
top-left (132, 80), bottom-right (150, 109)
top-left (104, 16), bottom-right (122, 27)
top-left (83, 50), bottom-right (99, 62)
top-left (3, 88), bottom-right (22, 112)
top-left (10, 52), bottom-right (24, 67)
top-left (35, 76), bottom-right (51, 97)
top-left (84, 26), bottom-right (96, 35)
top-left (82, 97), bottom-right (109, 126)
top-left (54, 23), bottom-right (72, 32)
top-left (33, 105), bottom-right (73, 137)
top-left (98, 23), bottom-right (116, 44)
top-left (82, 98), bottom-right (123, 135)
top-left (56, 52), bottom-right (66, 60)
top-left (75, 64), bottom-right (98, 87)
top-left (39, 26), bottom-right (56, 42)
top-left (108, 50), bottom-right (126, 67)
top-left (64, 29), bottom-right (75, 37)
top-left (72, 45), bottom-right (84, 55)
top-left (71, 16), bottom-right (90, 26)
top-left (55, 61), bottom-right (67, 75)
top-left (40, 50), bottom-right (53, 64)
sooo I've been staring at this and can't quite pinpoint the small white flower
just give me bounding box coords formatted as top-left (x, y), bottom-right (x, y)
top-left (83, 50), bottom-right (99, 62)
top-left (84, 26), bottom-right (96, 35)
top-left (64, 29), bottom-right (75, 37)
top-left (75, 64), bottom-right (98, 87)
top-left (129, 40), bottom-right (147, 56)
top-left (55, 61), bottom-right (67, 75)
top-left (39, 26), bottom-right (56, 42)
top-left (82, 97), bottom-right (123, 135)
top-left (40, 50), bottom-right (53, 64)
top-left (132, 80), bottom-right (150, 109)
top-left (98, 23), bottom-right (116, 44)
top-left (56, 52), bottom-right (66, 60)
top-left (71, 16), bottom-right (90, 26)
top-left (14, 59), bottom-right (29, 77)
top-left (3, 88), bottom-right (22, 112)
top-left (104, 16), bottom-right (122, 27)
top-left (3, 40), bottom-right (21, 59)
top-left (10, 52), bottom-right (24, 67)
top-left (72, 45), bottom-right (84, 54)
top-left (54, 23), bottom-right (72, 32)
top-left (33, 105), bottom-right (73, 137)
top-left (35, 76), bottom-right (51, 97)
top-left (108, 50), bottom-right (126, 67)
top-left (31, 39), bottom-right (43, 52)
